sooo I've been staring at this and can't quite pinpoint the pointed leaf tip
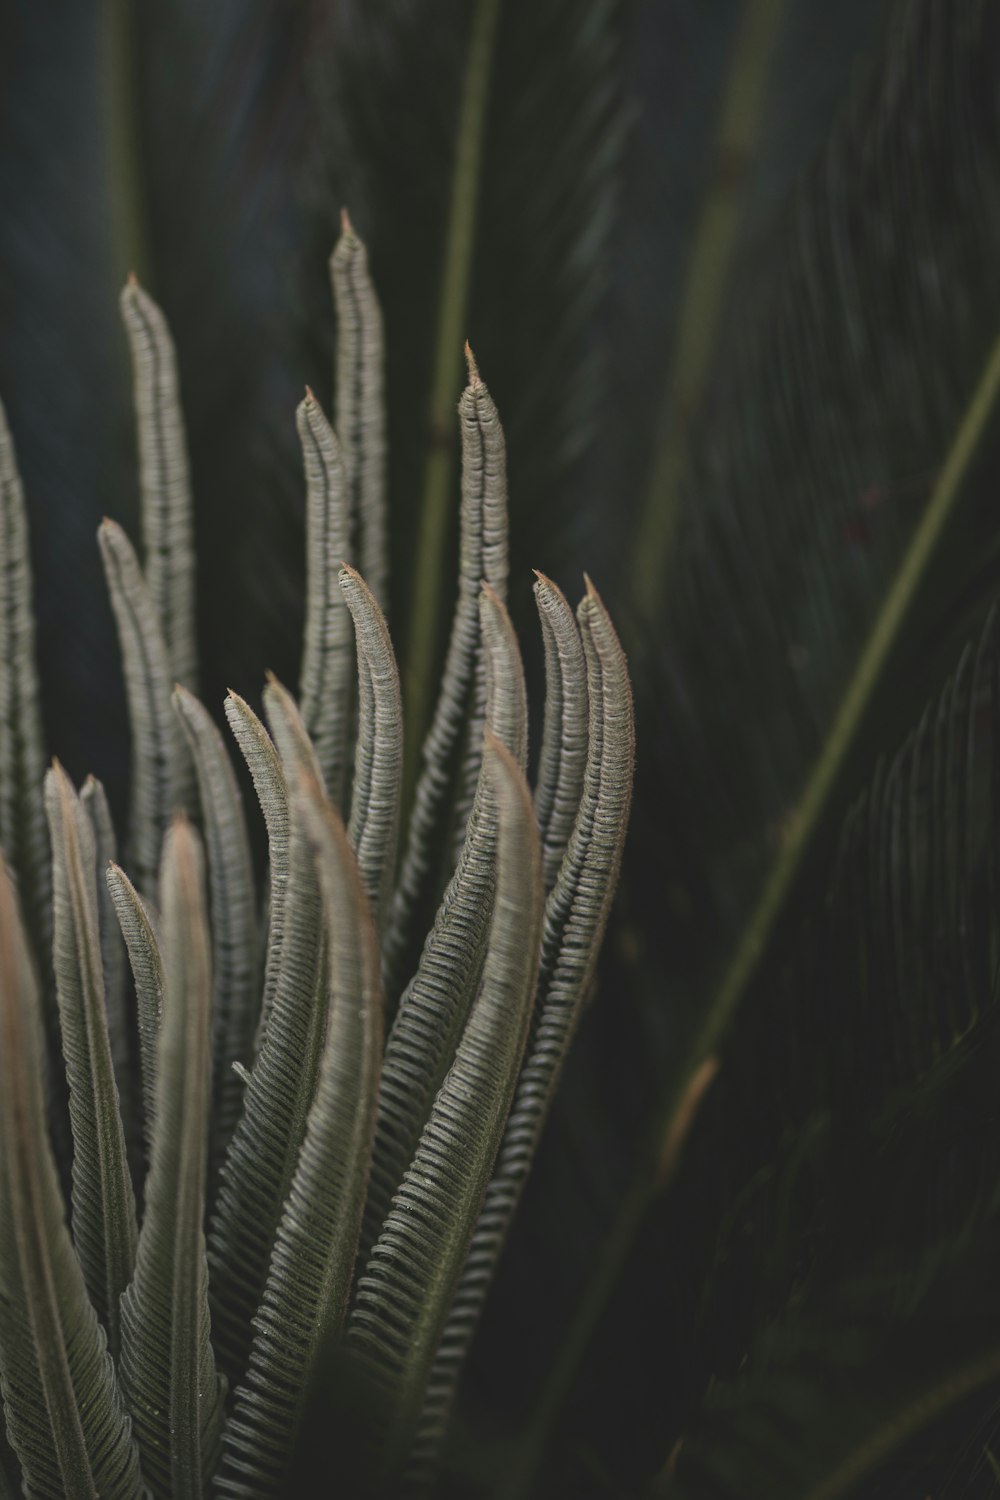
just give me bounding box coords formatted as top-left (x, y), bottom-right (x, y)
top-left (465, 341), bottom-right (481, 386)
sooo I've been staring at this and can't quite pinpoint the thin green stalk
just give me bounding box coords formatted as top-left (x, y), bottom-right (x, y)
top-left (633, 0), bottom-right (787, 615)
top-left (402, 0), bottom-right (502, 805)
top-left (526, 318), bottom-right (1000, 1489)
top-left (102, 0), bottom-right (150, 286)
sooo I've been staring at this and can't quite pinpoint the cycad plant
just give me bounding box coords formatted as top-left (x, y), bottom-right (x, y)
top-left (0, 217), bottom-right (634, 1498)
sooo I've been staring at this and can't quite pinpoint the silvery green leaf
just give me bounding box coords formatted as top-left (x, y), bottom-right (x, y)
top-left (360, 584), bottom-right (527, 1259)
top-left (106, 862), bottom-right (162, 1154)
top-left (531, 571), bottom-right (589, 890)
top-left (331, 213), bottom-right (388, 609)
top-left (217, 774), bottom-right (382, 1497)
top-left (173, 685), bottom-right (258, 1161)
top-left (209, 679), bottom-right (327, 1391)
top-left (119, 817), bottom-right (225, 1498)
top-left (297, 391), bottom-right (354, 808)
top-left (97, 518), bottom-right (186, 899)
top-left (0, 854), bottom-right (144, 1500)
top-left (341, 563), bottom-right (402, 925)
top-left (44, 763), bottom-right (137, 1359)
top-left (409, 578), bottom-right (635, 1483)
top-left (349, 735), bottom-right (543, 1487)
top-left (385, 358), bottom-right (509, 995)
top-left (120, 277), bottom-right (198, 692)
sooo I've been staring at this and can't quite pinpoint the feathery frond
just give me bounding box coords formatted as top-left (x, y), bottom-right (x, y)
top-left (118, 817), bottom-right (225, 1497)
top-left (0, 854), bottom-right (144, 1498)
top-left (106, 861), bottom-right (162, 1149)
top-left (531, 571), bottom-right (589, 890)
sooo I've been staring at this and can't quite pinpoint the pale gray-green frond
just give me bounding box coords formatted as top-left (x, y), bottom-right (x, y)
top-left (79, 776), bottom-right (140, 1178)
top-left (349, 735), bottom-right (542, 1485)
top-left (44, 764), bottom-right (137, 1360)
top-left (385, 361), bottom-right (509, 993)
top-left (331, 213), bottom-right (388, 608)
top-left (106, 863), bottom-right (162, 1151)
top-left (264, 673), bottom-right (327, 791)
top-left (119, 817), bottom-right (225, 1498)
top-left (0, 397), bottom-right (51, 998)
top-left (120, 277), bottom-right (198, 691)
top-left (208, 699), bottom-right (326, 1390)
top-left (360, 585), bottom-right (527, 1259)
top-left (411, 581), bottom-right (635, 1482)
top-left (0, 855), bottom-right (144, 1500)
top-left (97, 518), bottom-right (186, 899)
top-left (531, 571), bottom-right (589, 890)
top-left (223, 690), bottom-right (289, 1045)
top-left (296, 392), bottom-right (354, 808)
top-left (173, 685), bottom-right (258, 1158)
top-left (341, 564), bottom-right (402, 924)
top-left (218, 774), bottom-right (382, 1498)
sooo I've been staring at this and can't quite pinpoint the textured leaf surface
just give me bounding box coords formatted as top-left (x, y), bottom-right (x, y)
top-left (331, 214), bottom-right (388, 609)
top-left (341, 563), bottom-right (402, 924)
top-left (218, 775), bottom-right (382, 1497)
top-left (119, 817), bottom-right (225, 1497)
top-left (120, 277), bottom-right (198, 692)
top-left (174, 685), bottom-right (258, 1160)
top-left (384, 360), bottom-right (509, 995)
top-left (349, 735), bottom-right (542, 1485)
top-left (106, 862), bottom-right (162, 1152)
top-left (297, 391), bottom-right (354, 808)
top-left (0, 853), bottom-right (143, 1499)
top-left (361, 585), bottom-right (527, 1260)
top-left (412, 579), bottom-right (634, 1478)
top-left (44, 764), bottom-right (137, 1359)
top-left (531, 572), bottom-right (589, 890)
top-left (97, 519), bottom-right (184, 898)
top-left (208, 682), bottom-right (326, 1391)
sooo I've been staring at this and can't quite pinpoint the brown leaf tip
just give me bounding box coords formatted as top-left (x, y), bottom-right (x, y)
top-left (464, 341), bottom-right (481, 387)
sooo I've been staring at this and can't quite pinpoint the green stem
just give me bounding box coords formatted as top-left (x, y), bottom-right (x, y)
top-left (402, 0), bottom-right (502, 806)
top-left (525, 317), bottom-right (1000, 1490)
top-left (633, 0), bottom-right (787, 616)
top-left (102, 0), bottom-right (150, 287)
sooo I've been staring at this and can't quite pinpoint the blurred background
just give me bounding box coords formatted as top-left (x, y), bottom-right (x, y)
top-left (5, 1), bottom-right (1000, 1494)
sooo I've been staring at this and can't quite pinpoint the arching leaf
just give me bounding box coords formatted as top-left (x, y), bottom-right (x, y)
top-left (217, 774), bottom-right (382, 1497)
top-left (106, 861), bottom-right (162, 1152)
top-left (118, 816), bottom-right (225, 1497)
top-left (349, 734), bottom-right (543, 1486)
top-left (531, 571), bottom-right (588, 891)
top-left (0, 852), bottom-right (144, 1499)
top-left (44, 763), bottom-right (137, 1359)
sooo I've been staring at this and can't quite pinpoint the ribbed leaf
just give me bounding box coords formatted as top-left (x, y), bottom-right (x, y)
top-left (410, 578), bottom-right (635, 1482)
top-left (106, 862), bottom-right (162, 1152)
top-left (331, 214), bottom-right (388, 609)
top-left (223, 691), bottom-right (289, 1044)
top-left (44, 764), bottom-right (137, 1360)
top-left (385, 357), bottom-right (509, 994)
top-left (341, 563), bottom-right (402, 924)
top-left (361, 584), bottom-right (527, 1259)
top-left (208, 681), bottom-right (326, 1391)
top-left (349, 734), bottom-right (543, 1485)
top-left (0, 396), bottom-right (51, 1005)
top-left (531, 571), bottom-right (589, 890)
top-left (0, 853), bottom-right (144, 1499)
top-left (79, 774), bottom-right (143, 1191)
top-left (119, 816), bottom-right (225, 1497)
top-left (296, 390), bottom-right (354, 808)
top-left (120, 276), bottom-right (198, 692)
top-left (173, 685), bottom-right (258, 1159)
top-left (217, 774), bottom-right (382, 1497)
top-left (97, 518), bottom-right (184, 899)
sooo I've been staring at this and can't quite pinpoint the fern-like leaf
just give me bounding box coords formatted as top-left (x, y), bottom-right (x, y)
top-left (531, 571), bottom-right (589, 890)
top-left (360, 584), bottom-right (527, 1259)
top-left (118, 815), bottom-right (225, 1497)
top-left (0, 853), bottom-right (144, 1498)
top-left (106, 862), bottom-right (162, 1151)
top-left (217, 773), bottom-right (382, 1497)
top-left (349, 733), bottom-right (542, 1486)
top-left (331, 214), bottom-right (388, 609)
top-left (120, 277), bottom-right (198, 692)
top-left (44, 763), bottom-right (137, 1359)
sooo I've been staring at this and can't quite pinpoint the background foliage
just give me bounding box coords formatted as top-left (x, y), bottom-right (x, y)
top-left (5, 0), bottom-right (1000, 1494)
